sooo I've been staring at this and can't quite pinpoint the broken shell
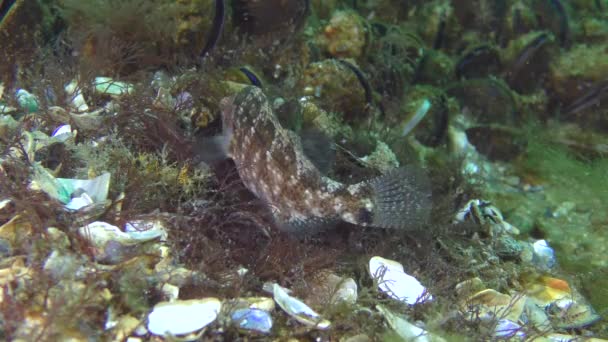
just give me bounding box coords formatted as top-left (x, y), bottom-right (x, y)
top-left (462, 289), bottom-right (525, 322)
top-left (228, 297), bottom-right (276, 312)
top-left (526, 276), bottom-right (571, 306)
top-left (305, 272), bottom-right (358, 307)
top-left (94, 77), bottom-right (134, 97)
top-left (0, 214), bottom-right (32, 248)
top-left (272, 283), bottom-right (331, 329)
top-left (546, 298), bottom-right (601, 329)
top-left (369, 256), bottom-right (432, 305)
top-left (231, 308), bottom-right (273, 333)
top-left (531, 239), bottom-right (556, 269)
top-left (31, 166), bottom-right (110, 208)
top-left (147, 298), bottom-right (221, 337)
top-left (51, 124), bottom-right (73, 142)
top-left (65, 79), bottom-right (89, 112)
top-left (522, 298), bottom-right (552, 332)
top-left (454, 277), bottom-right (485, 298)
top-left (494, 318), bottom-right (525, 339)
top-left (15, 88), bottom-right (39, 113)
top-left (376, 304), bottom-right (445, 342)
top-left (78, 221), bottom-right (165, 248)
top-left (124, 219), bottom-right (168, 242)
top-left (57, 172), bottom-right (111, 204)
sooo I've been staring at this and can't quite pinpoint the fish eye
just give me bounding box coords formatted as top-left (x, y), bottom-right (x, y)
top-left (357, 207), bottom-right (374, 225)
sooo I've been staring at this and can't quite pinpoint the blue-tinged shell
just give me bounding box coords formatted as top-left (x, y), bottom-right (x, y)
top-left (532, 239), bottom-right (556, 269)
top-left (231, 308), bottom-right (273, 333)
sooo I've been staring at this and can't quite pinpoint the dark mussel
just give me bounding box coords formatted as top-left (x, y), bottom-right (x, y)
top-left (403, 88), bottom-right (450, 148)
top-left (562, 79), bottom-right (608, 132)
top-left (200, 0), bottom-right (226, 59)
top-left (0, 0), bottom-right (45, 86)
top-left (446, 78), bottom-right (518, 126)
top-left (232, 0), bottom-right (309, 36)
top-left (456, 45), bottom-right (501, 80)
top-left (504, 32), bottom-right (556, 93)
top-left (532, 0), bottom-right (570, 47)
top-left (465, 125), bottom-right (527, 162)
top-left (0, 0), bottom-right (16, 22)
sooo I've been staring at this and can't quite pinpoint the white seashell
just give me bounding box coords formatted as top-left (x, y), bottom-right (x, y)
top-left (64, 79), bottom-right (89, 112)
top-left (0, 199), bottom-right (11, 211)
top-left (494, 319), bottom-right (525, 339)
top-left (147, 298), bottom-right (221, 336)
top-left (369, 256), bottom-right (432, 305)
top-left (160, 283), bottom-right (179, 301)
top-left (376, 304), bottom-right (444, 342)
top-left (272, 283), bottom-right (331, 329)
top-left (331, 276), bottom-right (358, 304)
top-left (231, 308), bottom-right (273, 333)
top-left (532, 239), bottom-right (556, 269)
top-left (52, 124), bottom-right (73, 142)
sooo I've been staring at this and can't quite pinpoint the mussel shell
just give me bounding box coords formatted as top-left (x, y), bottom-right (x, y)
top-left (465, 125), bottom-right (526, 161)
top-left (0, 0), bottom-right (16, 22)
top-left (232, 0), bottom-right (309, 36)
top-left (446, 78), bottom-right (517, 126)
top-left (401, 88), bottom-right (450, 147)
top-left (504, 32), bottom-right (556, 93)
top-left (455, 45), bottom-right (501, 79)
top-left (532, 0), bottom-right (570, 46)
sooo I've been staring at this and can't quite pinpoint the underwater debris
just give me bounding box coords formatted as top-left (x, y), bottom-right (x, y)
top-left (31, 168), bottom-right (110, 210)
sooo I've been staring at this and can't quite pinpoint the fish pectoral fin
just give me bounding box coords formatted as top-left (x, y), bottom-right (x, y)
top-left (193, 132), bottom-right (232, 164)
top-left (367, 166), bottom-right (432, 229)
top-left (300, 128), bottom-right (336, 176)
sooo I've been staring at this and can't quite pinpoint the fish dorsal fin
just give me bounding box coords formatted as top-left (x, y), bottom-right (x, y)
top-left (367, 166), bottom-right (432, 229)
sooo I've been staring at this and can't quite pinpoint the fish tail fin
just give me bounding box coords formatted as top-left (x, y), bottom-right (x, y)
top-left (368, 166), bottom-right (432, 229)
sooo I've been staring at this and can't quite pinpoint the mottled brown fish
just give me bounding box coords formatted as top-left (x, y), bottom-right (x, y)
top-left (216, 86), bottom-right (431, 232)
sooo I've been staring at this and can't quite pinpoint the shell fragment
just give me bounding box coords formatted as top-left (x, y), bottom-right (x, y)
top-left (147, 298), bottom-right (221, 337)
top-left (272, 283), bottom-right (331, 329)
top-left (369, 256), bottom-right (432, 304)
top-left (231, 308), bottom-right (273, 333)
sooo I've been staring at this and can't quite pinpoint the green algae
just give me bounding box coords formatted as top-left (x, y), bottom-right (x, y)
top-left (519, 128), bottom-right (608, 313)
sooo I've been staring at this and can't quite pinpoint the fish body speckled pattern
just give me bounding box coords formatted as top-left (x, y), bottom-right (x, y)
top-left (219, 86), bottom-right (431, 232)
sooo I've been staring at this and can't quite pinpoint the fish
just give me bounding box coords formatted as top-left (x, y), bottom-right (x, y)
top-left (213, 86), bottom-right (431, 232)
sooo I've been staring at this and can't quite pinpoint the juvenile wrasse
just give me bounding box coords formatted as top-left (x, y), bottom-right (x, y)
top-left (216, 86), bottom-right (431, 232)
